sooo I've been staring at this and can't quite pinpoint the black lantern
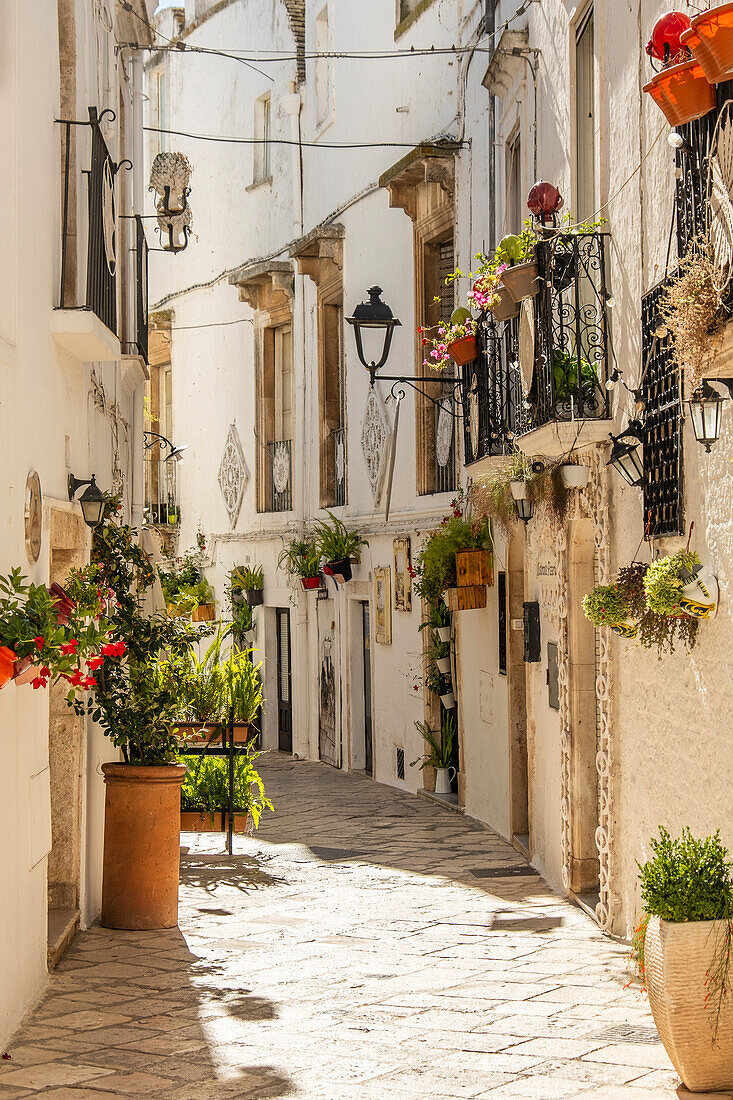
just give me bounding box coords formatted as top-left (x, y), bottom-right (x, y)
top-left (346, 286), bottom-right (401, 385)
top-left (515, 496), bottom-right (534, 524)
top-left (607, 420), bottom-right (645, 487)
top-left (68, 474), bottom-right (106, 528)
top-left (688, 380), bottom-right (726, 452)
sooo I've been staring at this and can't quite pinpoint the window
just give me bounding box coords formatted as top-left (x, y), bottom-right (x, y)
top-left (315, 6), bottom-right (332, 127)
top-left (320, 300), bottom-right (345, 507)
top-left (575, 6), bottom-right (596, 220)
top-left (417, 234), bottom-right (456, 495)
top-left (259, 323), bottom-right (294, 513)
top-left (253, 93), bottom-right (271, 184)
top-left (506, 130), bottom-right (522, 236)
top-left (274, 325), bottom-right (293, 442)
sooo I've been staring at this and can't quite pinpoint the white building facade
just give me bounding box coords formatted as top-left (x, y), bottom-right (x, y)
top-left (0, 0), bottom-right (153, 1043)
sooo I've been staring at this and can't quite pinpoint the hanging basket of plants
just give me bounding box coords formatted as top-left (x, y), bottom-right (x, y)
top-left (682, 4), bottom-right (733, 85)
top-left (447, 333), bottom-right (477, 367)
top-left (643, 59), bottom-right (715, 127)
top-left (502, 260), bottom-right (541, 304)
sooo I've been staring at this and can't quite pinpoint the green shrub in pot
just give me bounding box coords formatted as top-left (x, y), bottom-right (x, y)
top-left (179, 739), bottom-right (273, 829)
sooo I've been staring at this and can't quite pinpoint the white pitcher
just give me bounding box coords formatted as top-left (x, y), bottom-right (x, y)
top-left (434, 767), bottom-right (457, 795)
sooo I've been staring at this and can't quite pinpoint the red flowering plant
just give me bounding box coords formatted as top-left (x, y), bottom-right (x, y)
top-left (420, 312), bottom-right (477, 371)
top-left (0, 568), bottom-right (112, 693)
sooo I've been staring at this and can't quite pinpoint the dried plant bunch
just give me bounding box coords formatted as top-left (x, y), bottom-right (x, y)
top-left (661, 233), bottom-right (724, 393)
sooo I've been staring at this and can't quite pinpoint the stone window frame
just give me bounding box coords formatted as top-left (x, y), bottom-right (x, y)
top-left (395, 0), bottom-right (440, 41)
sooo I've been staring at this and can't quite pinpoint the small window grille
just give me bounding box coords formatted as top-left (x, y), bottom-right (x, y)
top-left (641, 279), bottom-right (683, 538)
top-left (396, 747), bottom-right (405, 780)
top-left (498, 571), bottom-right (507, 676)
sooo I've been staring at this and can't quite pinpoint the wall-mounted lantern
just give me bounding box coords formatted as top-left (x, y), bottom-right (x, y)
top-left (144, 431), bottom-right (189, 463)
top-left (688, 380), bottom-right (728, 452)
top-left (346, 286), bottom-right (402, 385)
top-left (68, 474), bottom-right (106, 528)
top-left (515, 496), bottom-right (534, 524)
top-left (607, 420), bottom-right (645, 487)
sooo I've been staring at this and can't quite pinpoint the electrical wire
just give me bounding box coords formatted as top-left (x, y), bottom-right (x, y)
top-left (144, 124), bottom-right (463, 150)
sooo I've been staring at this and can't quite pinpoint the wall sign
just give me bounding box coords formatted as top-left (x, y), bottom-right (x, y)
top-left (374, 566), bottom-right (392, 644)
top-left (25, 472), bottom-right (42, 564)
top-left (393, 537), bottom-right (412, 611)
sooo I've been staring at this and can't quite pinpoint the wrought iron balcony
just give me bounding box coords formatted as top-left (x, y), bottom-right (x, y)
top-left (462, 231), bottom-right (610, 463)
top-left (268, 440), bottom-right (293, 512)
top-left (59, 108), bottom-right (122, 337)
top-left (144, 454), bottom-right (180, 527)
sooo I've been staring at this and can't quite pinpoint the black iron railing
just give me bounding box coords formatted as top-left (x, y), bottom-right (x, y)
top-left (134, 215), bottom-right (149, 362)
top-left (144, 454), bottom-right (180, 526)
top-left (463, 315), bottom-right (528, 464)
top-left (333, 427), bottom-right (346, 507)
top-left (676, 79), bottom-right (733, 259)
top-left (268, 440), bottom-right (293, 512)
top-left (528, 231), bottom-right (611, 429)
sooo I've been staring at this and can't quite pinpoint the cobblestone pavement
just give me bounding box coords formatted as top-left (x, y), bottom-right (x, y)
top-left (2, 754), bottom-right (727, 1099)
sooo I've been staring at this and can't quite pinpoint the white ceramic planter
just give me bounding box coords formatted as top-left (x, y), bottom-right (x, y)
top-left (434, 767), bottom-right (457, 795)
top-left (437, 626), bottom-right (451, 643)
top-left (510, 480), bottom-right (528, 501)
top-left (560, 464), bottom-right (590, 489)
top-left (436, 657), bottom-right (451, 675)
top-left (645, 916), bottom-right (733, 1092)
top-left (439, 691), bottom-right (456, 709)
top-left (679, 567), bottom-right (719, 619)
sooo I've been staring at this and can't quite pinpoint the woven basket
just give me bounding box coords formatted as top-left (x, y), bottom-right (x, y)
top-left (645, 916), bottom-right (733, 1091)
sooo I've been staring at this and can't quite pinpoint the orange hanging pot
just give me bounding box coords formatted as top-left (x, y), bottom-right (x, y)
top-left (643, 59), bottom-right (715, 126)
top-left (682, 4), bottom-right (733, 84)
top-left (447, 334), bottom-right (477, 367)
top-left (0, 646), bottom-right (18, 690)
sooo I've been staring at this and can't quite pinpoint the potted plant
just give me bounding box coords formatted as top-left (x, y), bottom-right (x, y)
top-left (682, 5), bottom-right (733, 86)
top-left (560, 463), bottom-right (590, 489)
top-left (414, 493), bottom-right (492, 611)
top-left (313, 512), bottom-right (368, 584)
top-left (225, 569), bottom-right (254, 641)
top-left (643, 550), bottom-right (700, 617)
top-left (420, 310), bottom-right (477, 371)
top-left (174, 625), bottom-right (263, 746)
top-left (70, 513), bottom-right (205, 930)
top-left (179, 738), bottom-right (273, 833)
top-left (582, 582), bottom-right (639, 638)
top-left (234, 565), bottom-right (265, 606)
top-left (158, 545), bottom-right (214, 619)
top-left (428, 637), bottom-right (452, 676)
top-left (497, 229), bottom-right (540, 304)
top-left (278, 536), bottom-right (322, 590)
top-left (552, 348), bottom-right (599, 410)
top-left (643, 12), bottom-right (715, 126)
top-left (412, 714), bottom-right (457, 795)
top-left (630, 827), bottom-right (733, 1091)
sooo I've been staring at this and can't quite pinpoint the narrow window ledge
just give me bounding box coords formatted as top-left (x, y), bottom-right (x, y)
top-left (246, 176), bottom-right (273, 193)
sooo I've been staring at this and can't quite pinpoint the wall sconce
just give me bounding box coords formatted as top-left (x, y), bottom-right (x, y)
top-left (688, 380), bottom-right (729, 451)
top-left (607, 420), bottom-right (645, 487)
top-left (346, 286), bottom-right (401, 385)
top-left (68, 474), bottom-right (106, 528)
top-left (144, 431), bottom-right (190, 463)
top-left (515, 496), bottom-right (534, 524)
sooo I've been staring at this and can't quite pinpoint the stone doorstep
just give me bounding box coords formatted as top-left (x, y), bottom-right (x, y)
top-left (47, 908), bottom-right (80, 971)
top-left (417, 789), bottom-right (465, 816)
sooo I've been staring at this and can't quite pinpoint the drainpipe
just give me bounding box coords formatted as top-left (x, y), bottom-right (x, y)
top-left (488, 1), bottom-right (497, 248)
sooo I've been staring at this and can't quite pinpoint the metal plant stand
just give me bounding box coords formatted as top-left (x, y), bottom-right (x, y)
top-left (178, 707), bottom-right (246, 856)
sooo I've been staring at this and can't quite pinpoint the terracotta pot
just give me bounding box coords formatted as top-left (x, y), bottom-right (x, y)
top-left (447, 334), bottom-right (477, 367)
top-left (682, 5), bottom-right (733, 85)
top-left (645, 916), bottom-right (733, 1092)
top-left (13, 655), bottom-right (40, 686)
top-left (244, 589), bottom-right (264, 607)
top-left (180, 810), bottom-right (248, 834)
top-left (191, 603), bottom-right (216, 622)
top-left (491, 283), bottom-right (520, 322)
top-left (301, 576), bottom-right (321, 591)
top-left (0, 646), bottom-right (17, 690)
top-left (643, 60), bottom-right (715, 127)
top-left (502, 260), bottom-right (540, 303)
top-left (49, 582), bottom-right (76, 626)
top-left (101, 763), bottom-right (186, 930)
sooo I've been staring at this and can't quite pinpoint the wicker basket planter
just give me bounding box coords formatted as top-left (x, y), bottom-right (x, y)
top-left (645, 916), bottom-right (733, 1092)
top-left (191, 603), bottom-right (216, 622)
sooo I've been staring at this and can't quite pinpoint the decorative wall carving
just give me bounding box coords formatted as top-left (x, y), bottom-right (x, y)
top-left (436, 398), bottom-right (454, 468)
top-left (361, 389), bottom-right (388, 498)
top-left (218, 423), bottom-right (249, 529)
top-left (272, 441), bottom-right (290, 495)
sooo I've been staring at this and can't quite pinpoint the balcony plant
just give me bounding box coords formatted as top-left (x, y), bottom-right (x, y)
top-left (420, 309), bottom-right (477, 371)
top-left (631, 827), bottom-right (733, 1091)
top-left (411, 713), bottom-right (457, 795)
top-left (474, 453), bottom-right (573, 531)
top-left (225, 569), bottom-right (254, 640)
top-left (159, 542), bottom-right (214, 619)
top-left (313, 512), bottom-right (368, 584)
top-left (172, 624), bottom-right (262, 745)
top-left (278, 536), bottom-right (322, 590)
top-left (179, 738), bottom-right (273, 833)
top-left (552, 348), bottom-right (599, 408)
top-left (497, 228), bottom-right (540, 304)
top-left (234, 565), bottom-right (265, 606)
top-left (67, 513), bottom-right (206, 930)
top-left (413, 498), bottom-right (492, 606)
top-left (582, 582), bottom-right (639, 638)
top-left (643, 550), bottom-right (700, 616)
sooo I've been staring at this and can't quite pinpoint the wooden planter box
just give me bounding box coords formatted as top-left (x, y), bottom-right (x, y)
top-left (175, 722), bottom-right (251, 746)
top-left (444, 585), bottom-right (487, 612)
top-left (456, 549), bottom-right (493, 588)
top-left (180, 811), bottom-right (248, 834)
top-left (191, 603), bottom-right (216, 622)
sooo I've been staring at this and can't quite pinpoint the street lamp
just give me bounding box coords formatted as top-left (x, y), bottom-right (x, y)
top-left (346, 286), bottom-right (401, 385)
top-left (68, 474), bottom-right (106, 528)
top-left (607, 420), bottom-right (645, 487)
top-left (688, 380), bottom-right (726, 452)
top-left (515, 496), bottom-right (534, 524)
top-left (144, 431), bottom-right (190, 463)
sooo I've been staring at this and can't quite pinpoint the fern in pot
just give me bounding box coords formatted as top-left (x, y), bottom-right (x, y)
top-left (411, 713), bottom-right (457, 795)
top-left (234, 565), bottom-right (265, 607)
top-left (313, 512), bottom-right (368, 584)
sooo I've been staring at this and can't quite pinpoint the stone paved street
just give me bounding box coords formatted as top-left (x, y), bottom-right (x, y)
top-left (1, 755), bottom-right (727, 1099)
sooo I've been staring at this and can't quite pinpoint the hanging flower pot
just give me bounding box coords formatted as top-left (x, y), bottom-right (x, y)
top-left (436, 656), bottom-right (451, 675)
top-left (682, 5), bottom-right (733, 85)
top-left (244, 588), bottom-right (264, 607)
top-left (0, 646), bottom-right (17, 690)
top-left (679, 566), bottom-right (719, 619)
top-left (491, 283), bottom-right (520, 322)
top-left (13, 655), bottom-right (40, 686)
top-left (510, 480), bottom-right (528, 501)
top-left (608, 617), bottom-right (640, 640)
top-left (447, 334), bottom-right (477, 367)
top-left (560, 464), bottom-right (590, 489)
top-left (436, 626), bottom-right (451, 643)
top-left (301, 576), bottom-right (321, 591)
top-left (49, 582), bottom-right (76, 626)
top-left (502, 260), bottom-right (541, 304)
top-left (439, 690), bottom-right (455, 709)
top-left (643, 60), bottom-right (715, 127)
top-left (326, 558), bottom-right (352, 584)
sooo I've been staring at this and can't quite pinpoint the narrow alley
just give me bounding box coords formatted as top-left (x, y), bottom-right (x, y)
top-left (1, 756), bottom-right (696, 1100)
